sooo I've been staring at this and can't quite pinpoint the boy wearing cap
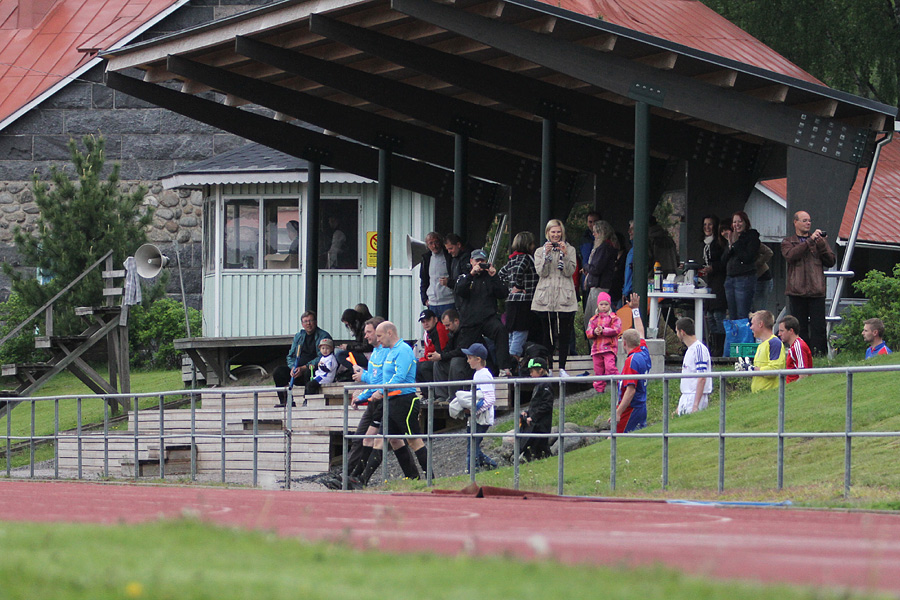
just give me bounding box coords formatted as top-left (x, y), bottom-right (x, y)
top-left (457, 343), bottom-right (498, 472)
top-left (304, 338), bottom-right (338, 398)
top-left (519, 357), bottom-right (554, 462)
top-left (586, 291), bottom-right (621, 393)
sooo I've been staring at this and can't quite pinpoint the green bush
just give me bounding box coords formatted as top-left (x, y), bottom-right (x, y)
top-left (831, 265), bottom-right (900, 355)
top-left (0, 293), bottom-right (48, 366)
top-left (128, 298), bottom-right (201, 369)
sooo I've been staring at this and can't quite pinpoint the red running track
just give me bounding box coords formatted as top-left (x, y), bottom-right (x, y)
top-left (2, 480), bottom-right (899, 594)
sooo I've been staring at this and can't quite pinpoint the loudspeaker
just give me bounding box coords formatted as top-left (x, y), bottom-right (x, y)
top-left (406, 234), bottom-right (427, 268)
top-left (134, 244), bottom-right (169, 278)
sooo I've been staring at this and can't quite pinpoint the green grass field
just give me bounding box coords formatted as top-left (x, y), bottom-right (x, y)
top-left (0, 519), bottom-right (889, 600)
top-left (403, 354), bottom-right (900, 508)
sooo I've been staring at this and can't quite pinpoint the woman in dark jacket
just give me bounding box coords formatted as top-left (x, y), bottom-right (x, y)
top-left (498, 231), bottom-right (538, 360)
top-left (334, 306), bottom-right (372, 370)
top-left (583, 220), bottom-right (618, 312)
top-left (699, 215), bottom-right (728, 355)
top-left (722, 211), bottom-right (760, 322)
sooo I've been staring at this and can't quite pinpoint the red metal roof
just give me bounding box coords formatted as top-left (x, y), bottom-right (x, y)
top-left (761, 139), bottom-right (900, 245)
top-left (0, 0), bottom-right (827, 129)
top-left (0, 0), bottom-right (181, 127)
top-left (549, 0), bottom-right (824, 86)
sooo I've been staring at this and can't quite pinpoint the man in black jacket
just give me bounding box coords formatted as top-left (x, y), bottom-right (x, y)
top-left (454, 249), bottom-right (511, 372)
top-left (444, 233), bottom-right (472, 290)
top-left (427, 309), bottom-right (469, 402)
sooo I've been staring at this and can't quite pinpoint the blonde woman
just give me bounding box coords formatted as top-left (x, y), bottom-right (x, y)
top-left (531, 219), bottom-right (578, 372)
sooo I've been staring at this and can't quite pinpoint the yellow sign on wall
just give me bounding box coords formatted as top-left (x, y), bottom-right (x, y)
top-left (366, 231), bottom-right (391, 268)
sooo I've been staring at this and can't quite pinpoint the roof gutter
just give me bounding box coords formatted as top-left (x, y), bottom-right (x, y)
top-left (826, 131), bottom-right (893, 348)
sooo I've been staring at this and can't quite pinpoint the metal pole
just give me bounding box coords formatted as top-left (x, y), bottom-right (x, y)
top-left (557, 379), bottom-right (566, 496)
top-left (453, 133), bottom-right (468, 236)
top-left (131, 396), bottom-right (137, 481)
top-left (103, 398), bottom-right (108, 478)
top-left (342, 387), bottom-right (350, 491)
top-left (513, 381), bottom-right (520, 491)
top-left (609, 385), bottom-right (617, 491)
top-left (190, 391), bottom-right (197, 481)
top-left (777, 375), bottom-right (785, 490)
top-left (252, 391), bottom-right (259, 487)
top-left (285, 394), bottom-right (293, 490)
top-left (220, 391), bottom-right (226, 483)
top-left (718, 378), bottom-right (726, 493)
top-left (662, 377), bottom-right (669, 489)
top-left (375, 148), bottom-right (392, 319)
top-left (426, 392), bottom-right (434, 486)
top-left (77, 398), bottom-right (83, 480)
top-left (54, 399), bottom-right (59, 479)
top-left (306, 161), bottom-right (321, 313)
top-left (844, 372), bottom-right (853, 498)
top-left (158, 394), bottom-right (165, 479)
top-left (468, 381), bottom-right (476, 482)
top-left (633, 101), bottom-right (650, 321)
top-left (30, 400), bottom-right (35, 478)
top-left (827, 132), bottom-right (892, 356)
top-left (540, 117), bottom-right (556, 236)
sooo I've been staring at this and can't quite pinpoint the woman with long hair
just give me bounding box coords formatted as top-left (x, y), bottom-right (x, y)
top-left (334, 306), bottom-right (372, 370)
top-left (498, 231), bottom-right (538, 362)
top-left (531, 219), bottom-right (578, 373)
top-left (583, 220), bottom-right (618, 312)
top-left (722, 211), bottom-right (760, 322)
top-left (699, 215), bottom-right (728, 354)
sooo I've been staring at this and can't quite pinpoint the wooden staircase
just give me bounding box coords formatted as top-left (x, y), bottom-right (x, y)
top-left (0, 251), bottom-right (132, 419)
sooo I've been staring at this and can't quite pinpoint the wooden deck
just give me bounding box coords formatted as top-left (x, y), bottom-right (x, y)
top-left (57, 389), bottom-right (361, 479)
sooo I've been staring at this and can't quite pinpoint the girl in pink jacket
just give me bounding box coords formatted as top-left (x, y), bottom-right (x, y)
top-left (586, 292), bottom-right (621, 393)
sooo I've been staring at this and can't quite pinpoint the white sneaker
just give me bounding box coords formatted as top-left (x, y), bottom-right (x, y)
top-left (558, 368), bottom-right (569, 378)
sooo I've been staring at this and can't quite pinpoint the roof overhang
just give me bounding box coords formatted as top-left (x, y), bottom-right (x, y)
top-left (162, 170), bottom-right (372, 189)
top-left (100, 0), bottom-right (897, 199)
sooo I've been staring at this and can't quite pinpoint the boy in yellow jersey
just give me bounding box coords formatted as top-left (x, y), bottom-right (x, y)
top-left (749, 310), bottom-right (785, 392)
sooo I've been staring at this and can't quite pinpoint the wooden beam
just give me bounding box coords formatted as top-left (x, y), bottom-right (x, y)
top-left (391, 0), bottom-right (870, 165)
top-left (694, 69), bottom-right (737, 88)
top-left (577, 34), bottom-right (616, 52)
top-left (634, 51), bottom-right (677, 70)
top-left (744, 84), bottom-right (789, 103)
top-left (791, 99), bottom-right (839, 118)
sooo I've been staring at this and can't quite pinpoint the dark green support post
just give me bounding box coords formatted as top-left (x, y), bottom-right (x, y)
top-left (541, 117), bottom-right (556, 237)
top-left (376, 148), bottom-right (392, 319)
top-left (305, 161), bottom-right (320, 313)
top-left (454, 133), bottom-right (468, 236)
top-left (633, 101), bottom-right (650, 321)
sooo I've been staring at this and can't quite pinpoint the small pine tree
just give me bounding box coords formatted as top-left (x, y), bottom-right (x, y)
top-left (1, 135), bottom-right (153, 334)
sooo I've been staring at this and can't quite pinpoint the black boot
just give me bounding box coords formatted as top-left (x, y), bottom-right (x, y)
top-left (394, 446), bottom-right (421, 480)
top-left (414, 446), bottom-right (429, 476)
top-left (351, 445), bottom-right (373, 478)
top-left (359, 449), bottom-right (383, 486)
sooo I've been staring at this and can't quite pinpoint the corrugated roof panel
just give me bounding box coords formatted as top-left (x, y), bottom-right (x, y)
top-left (761, 139), bottom-right (900, 246)
top-left (0, 0), bottom-right (182, 127)
top-left (552, 0), bottom-right (823, 85)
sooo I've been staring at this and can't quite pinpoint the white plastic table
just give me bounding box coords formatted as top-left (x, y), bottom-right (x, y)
top-left (647, 291), bottom-right (718, 341)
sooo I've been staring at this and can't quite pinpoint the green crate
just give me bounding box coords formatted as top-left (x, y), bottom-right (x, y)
top-left (730, 342), bottom-right (757, 358)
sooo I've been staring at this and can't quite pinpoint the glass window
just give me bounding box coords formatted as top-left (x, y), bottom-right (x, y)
top-left (263, 200), bottom-right (301, 269)
top-left (224, 200), bottom-right (259, 269)
top-left (319, 198), bottom-right (359, 270)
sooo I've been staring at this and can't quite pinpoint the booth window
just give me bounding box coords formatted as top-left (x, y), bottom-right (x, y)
top-left (319, 198), bottom-right (359, 270)
top-left (223, 198), bottom-right (300, 270)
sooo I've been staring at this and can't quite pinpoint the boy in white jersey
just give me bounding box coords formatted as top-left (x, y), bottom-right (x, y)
top-left (675, 317), bottom-right (712, 415)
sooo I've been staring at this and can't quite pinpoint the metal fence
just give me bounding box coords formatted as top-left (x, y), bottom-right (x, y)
top-left (2, 363), bottom-right (899, 497)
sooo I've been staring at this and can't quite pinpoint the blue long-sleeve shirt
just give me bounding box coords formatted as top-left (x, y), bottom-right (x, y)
top-left (358, 345), bottom-right (389, 403)
top-left (381, 339), bottom-right (417, 396)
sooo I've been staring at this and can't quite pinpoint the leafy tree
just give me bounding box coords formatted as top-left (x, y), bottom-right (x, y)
top-left (702, 0), bottom-right (900, 107)
top-left (129, 298), bottom-right (201, 369)
top-left (1, 135), bottom-right (152, 335)
top-left (831, 266), bottom-right (900, 355)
